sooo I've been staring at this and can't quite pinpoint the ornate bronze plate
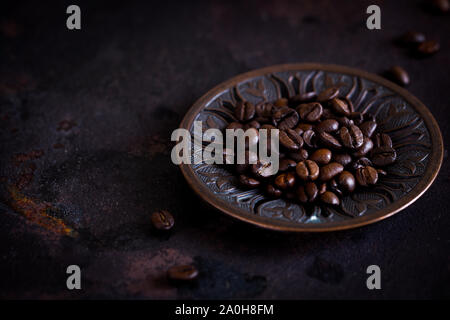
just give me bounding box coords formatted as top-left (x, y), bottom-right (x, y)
top-left (179, 63), bottom-right (443, 232)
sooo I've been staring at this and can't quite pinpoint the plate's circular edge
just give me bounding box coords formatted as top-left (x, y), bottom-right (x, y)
top-left (178, 63), bottom-right (444, 232)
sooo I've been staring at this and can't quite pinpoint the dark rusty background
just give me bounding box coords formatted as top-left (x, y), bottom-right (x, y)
top-left (0, 0), bottom-right (449, 299)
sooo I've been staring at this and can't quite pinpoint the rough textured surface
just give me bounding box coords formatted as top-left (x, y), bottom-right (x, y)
top-left (0, 0), bottom-right (449, 299)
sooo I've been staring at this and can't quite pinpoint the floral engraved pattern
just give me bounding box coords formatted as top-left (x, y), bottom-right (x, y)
top-left (189, 70), bottom-right (432, 225)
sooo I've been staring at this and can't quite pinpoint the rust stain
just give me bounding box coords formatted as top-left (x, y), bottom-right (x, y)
top-left (7, 187), bottom-right (77, 237)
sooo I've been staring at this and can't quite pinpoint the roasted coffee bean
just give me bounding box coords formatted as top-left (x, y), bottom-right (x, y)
top-left (386, 66), bottom-right (410, 86)
top-left (417, 40), bottom-right (440, 56)
top-left (251, 160), bottom-right (275, 178)
top-left (374, 133), bottom-right (393, 148)
top-left (359, 120), bottom-right (377, 138)
top-left (320, 191), bottom-right (340, 206)
top-left (303, 129), bottom-right (318, 148)
top-left (167, 265), bottom-right (199, 282)
top-left (332, 153), bottom-right (352, 167)
top-left (337, 171), bottom-right (356, 193)
top-left (355, 166), bottom-right (378, 186)
top-left (296, 160), bottom-right (320, 181)
top-left (339, 125), bottom-right (364, 149)
top-left (274, 172), bottom-right (296, 189)
top-left (330, 98), bottom-right (351, 116)
top-left (255, 102), bottom-right (274, 118)
top-left (239, 174), bottom-right (260, 187)
top-left (353, 137), bottom-right (374, 157)
top-left (318, 131), bottom-right (342, 149)
top-left (371, 146), bottom-right (397, 166)
top-left (266, 184), bottom-right (282, 198)
top-left (317, 87), bottom-right (339, 102)
top-left (351, 157), bottom-right (373, 170)
top-left (296, 123), bottom-right (313, 131)
top-left (288, 149), bottom-right (309, 162)
top-left (297, 102), bottom-right (323, 122)
top-left (320, 162), bottom-right (344, 181)
top-left (398, 31), bottom-right (426, 47)
top-left (336, 116), bottom-right (353, 127)
top-left (279, 158), bottom-right (297, 172)
top-left (290, 91), bottom-right (317, 103)
top-left (151, 210), bottom-right (175, 231)
top-left (316, 119), bottom-right (339, 133)
top-left (297, 182), bottom-right (318, 203)
top-left (227, 122), bottom-right (243, 130)
top-left (278, 109), bottom-right (299, 130)
top-left (235, 101), bottom-right (255, 121)
top-left (309, 148), bottom-right (332, 165)
top-left (274, 98), bottom-right (289, 107)
top-left (279, 129), bottom-right (304, 151)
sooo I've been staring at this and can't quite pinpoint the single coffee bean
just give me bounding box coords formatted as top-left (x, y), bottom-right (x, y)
top-left (274, 98), bottom-right (289, 107)
top-left (417, 40), bottom-right (440, 56)
top-left (266, 184), bottom-right (282, 198)
top-left (371, 146), bottom-right (397, 166)
top-left (167, 265), bottom-right (199, 282)
top-left (290, 91), bottom-right (317, 103)
top-left (278, 109), bottom-right (299, 130)
top-left (317, 87), bottom-right (340, 102)
top-left (235, 101), bottom-right (255, 121)
top-left (303, 129), bottom-right (318, 148)
top-left (398, 31), bottom-right (426, 47)
top-left (386, 66), bottom-right (410, 86)
top-left (353, 137), bottom-right (374, 157)
top-left (355, 166), bottom-right (378, 186)
top-left (309, 148), bottom-right (332, 165)
top-left (339, 124), bottom-right (364, 149)
top-left (318, 131), bottom-right (342, 149)
top-left (279, 129), bottom-right (304, 151)
top-left (227, 122), bottom-right (243, 130)
top-left (279, 158), bottom-right (297, 172)
top-left (351, 157), bottom-right (373, 170)
top-left (320, 191), bottom-right (340, 206)
top-left (297, 182), bottom-right (318, 203)
top-left (337, 171), bottom-right (356, 193)
top-left (151, 210), bottom-right (175, 231)
top-left (359, 120), bottom-right (377, 138)
top-left (316, 119), bottom-right (339, 133)
top-left (274, 172), bottom-right (296, 189)
top-left (330, 97), bottom-right (351, 116)
top-left (332, 153), bottom-right (352, 167)
top-left (239, 174), bottom-right (261, 187)
top-left (296, 160), bottom-right (320, 181)
top-left (288, 148), bottom-right (309, 162)
top-left (255, 102), bottom-right (273, 119)
top-left (320, 162), bottom-right (344, 181)
top-left (374, 133), bottom-right (393, 148)
top-left (297, 102), bottom-right (323, 122)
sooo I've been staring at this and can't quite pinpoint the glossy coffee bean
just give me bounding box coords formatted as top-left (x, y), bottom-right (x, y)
top-left (278, 109), bottom-right (299, 130)
top-left (337, 171), bottom-right (356, 193)
top-left (320, 162), bottom-right (344, 181)
top-left (332, 153), bottom-right (352, 167)
top-left (355, 166), bottom-right (378, 186)
top-left (303, 129), bottom-right (317, 148)
top-left (386, 66), bottom-right (410, 87)
top-left (339, 125), bottom-right (364, 149)
top-left (279, 128), bottom-right (304, 151)
top-left (266, 184), bottom-right (282, 198)
top-left (316, 119), bottom-right (339, 133)
top-left (351, 157), bottom-right (373, 171)
top-left (417, 40), bottom-right (440, 56)
top-left (398, 31), bottom-right (426, 47)
top-left (151, 210), bottom-right (175, 231)
top-left (297, 182), bottom-right (318, 203)
top-left (255, 102), bottom-right (273, 119)
top-left (374, 133), bottom-right (393, 148)
top-left (297, 102), bottom-right (323, 122)
top-left (167, 265), bottom-right (199, 282)
top-left (320, 191), bottom-right (340, 206)
top-left (371, 146), bottom-right (397, 166)
top-left (318, 132), bottom-right (342, 149)
top-left (288, 149), bottom-right (309, 162)
top-left (330, 97), bottom-right (351, 116)
top-left (239, 174), bottom-right (260, 187)
top-left (279, 158), bottom-right (297, 172)
top-left (296, 160), bottom-right (320, 181)
top-left (274, 172), bottom-right (296, 190)
top-left (235, 101), bottom-right (255, 121)
top-left (309, 148), bottom-right (332, 165)
top-left (359, 120), bottom-right (377, 138)
top-left (353, 137), bottom-right (374, 157)
top-left (317, 87), bottom-right (339, 102)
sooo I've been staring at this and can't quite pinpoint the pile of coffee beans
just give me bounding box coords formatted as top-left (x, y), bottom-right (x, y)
top-left (224, 88), bottom-right (397, 207)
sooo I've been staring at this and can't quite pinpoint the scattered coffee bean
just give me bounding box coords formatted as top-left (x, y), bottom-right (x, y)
top-left (386, 66), bottom-right (410, 87)
top-left (337, 171), bottom-right (356, 193)
top-left (151, 210), bottom-right (175, 231)
top-left (398, 31), bottom-right (426, 47)
top-left (167, 264), bottom-right (199, 282)
top-left (417, 40), bottom-right (440, 56)
top-left (371, 146), bottom-right (397, 166)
